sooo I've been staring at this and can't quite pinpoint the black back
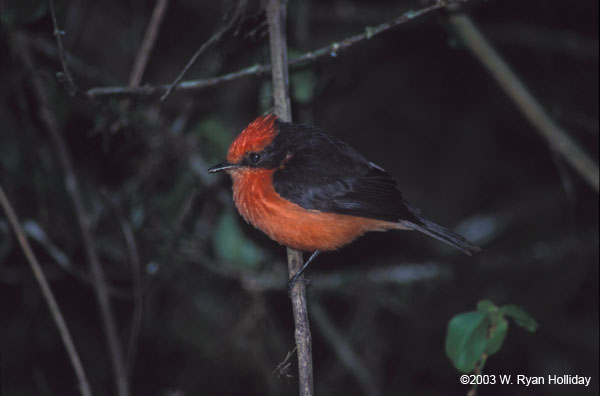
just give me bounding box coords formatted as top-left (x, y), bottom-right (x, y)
top-left (267, 120), bottom-right (422, 224)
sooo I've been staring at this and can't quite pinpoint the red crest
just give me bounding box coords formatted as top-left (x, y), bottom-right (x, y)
top-left (227, 114), bottom-right (278, 163)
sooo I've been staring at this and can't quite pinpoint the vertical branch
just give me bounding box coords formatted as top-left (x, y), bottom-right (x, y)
top-left (285, 248), bottom-right (314, 396)
top-left (265, 1), bottom-right (314, 396)
top-left (0, 186), bottom-right (93, 396)
top-left (16, 33), bottom-right (130, 396)
top-left (266, 0), bottom-right (292, 121)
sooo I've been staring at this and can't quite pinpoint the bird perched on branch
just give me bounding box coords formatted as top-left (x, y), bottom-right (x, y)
top-left (208, 115), bottom-right (480, 286)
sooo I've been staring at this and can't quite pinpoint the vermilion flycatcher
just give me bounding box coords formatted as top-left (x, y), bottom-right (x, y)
top-left (208, 115), bottom-right (480, 283)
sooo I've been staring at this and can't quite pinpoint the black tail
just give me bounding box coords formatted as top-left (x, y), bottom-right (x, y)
top-left (401, 216), bottom-right (481, 256)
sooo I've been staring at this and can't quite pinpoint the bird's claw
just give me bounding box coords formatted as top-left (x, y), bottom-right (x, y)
top-left (287, 275), bottom-right (310, 297)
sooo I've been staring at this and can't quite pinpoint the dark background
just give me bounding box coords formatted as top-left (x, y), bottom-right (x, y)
top-left (0, 0), bottom-right (598, 395)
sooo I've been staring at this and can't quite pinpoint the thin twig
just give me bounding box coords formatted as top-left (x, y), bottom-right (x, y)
top-left (0, 186), bottom-right (93, 396)
top-left (47, 0), bottom-right (78, 96)
top-left (108, 197), bottom-right (144, 376)
top-left (273, 346), bottom-right (297, 378)
top-left (86, 0), bottom-right (465, 98)
top-left (266, 1), bottom-right (314, 395)
top-left (21, 220), bottom-right (132, 299)
top-left (448, 13), bottom-right (599, 192)
top-left (16, 32), bottom-right (130, 396)
top-left (311, 302), bottom-right (383, 396)
top-left (129, 0), bottom-right (170, 87)
top-left (122, 222), bottom-right (143, 376)
top-left (87, 64), bottom-right (269, 97)
top-left (160, 0), bottom-right (246, 101)
top-left (23, 32), bottom-right (120, 85)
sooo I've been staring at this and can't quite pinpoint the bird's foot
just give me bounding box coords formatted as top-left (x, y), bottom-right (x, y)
top-left (287, 274), bottom-right (311, 297)
top-left (286, 250), bottom-right (320, 296)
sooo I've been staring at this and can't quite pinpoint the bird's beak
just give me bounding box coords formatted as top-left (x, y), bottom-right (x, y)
top-left (207, 161), bottom-right (238, 173)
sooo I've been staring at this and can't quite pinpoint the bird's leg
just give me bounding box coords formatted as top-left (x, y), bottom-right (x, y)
top-left (288, 250), bottom-right (321, 292)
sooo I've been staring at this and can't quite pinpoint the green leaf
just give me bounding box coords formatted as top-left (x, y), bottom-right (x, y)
top-left (501, 305), bottom-right (538, 332)
top-left (213, 211), bottom-right (264, 271)
top-left (477, 299), bottom-right (497, 314)
top-left (445, 311), bottom-right (489, 373)
top-left (486, 317), bottom-right (508, 355)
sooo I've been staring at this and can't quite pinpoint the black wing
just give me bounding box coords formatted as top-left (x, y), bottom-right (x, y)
top-left (271, 121), bottom-right (420, 223)
top-left (270, 121), bottom-right (481, 255)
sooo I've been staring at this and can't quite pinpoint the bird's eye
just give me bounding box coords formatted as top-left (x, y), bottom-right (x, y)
top-left (249, 152), bottom-right (261, 164)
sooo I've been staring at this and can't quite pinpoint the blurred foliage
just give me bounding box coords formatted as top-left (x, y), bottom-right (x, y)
top-left (214, 210), bottom-right (265, 270)
top-left (290, 50), bottom-right (317, 104)
top-left (445, 299), bottom-right (538, 373)
top-left (0, 0), bottom-right (598, 396)
top-left (193, 117), bottom-right (234, 165)
top-left (291, 69), bottom-right (317, 104)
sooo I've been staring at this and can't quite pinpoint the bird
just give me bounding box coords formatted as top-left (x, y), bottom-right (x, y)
top-left (208, 114), bottom-right (480, 286)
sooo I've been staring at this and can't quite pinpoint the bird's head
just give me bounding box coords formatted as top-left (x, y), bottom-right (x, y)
top-left (208, 114), bottom-right (289, 174)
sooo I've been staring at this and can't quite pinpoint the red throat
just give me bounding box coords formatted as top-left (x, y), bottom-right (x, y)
top-left (227, 114), bottom-right (278, 164)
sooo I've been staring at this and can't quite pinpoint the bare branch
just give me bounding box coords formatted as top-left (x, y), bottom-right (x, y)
top-left (266, 0), bottom-right (313, 395)
top-left (86, 0), bottom-right (464, 98)
top-left (21, 220), bottom-right (132, 299)
top-left (0, 186), bottom-right (93, 396)
top-left (23, 33), bottom-right (119, 85)
top-left (47, 0), bottom-right (79, 96)
top-left (106, 196), bottom-right (144, 376)
top-left (448, 13), bottom-right (599, 192)
top-left (87, 64), bottom-right (269, 97)
top-left (129, 0), bottom-right (171, 87)
top-left (266, 0), bottom-right (292, 120)
top-left (285, 248), bottom-right (314, 396)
